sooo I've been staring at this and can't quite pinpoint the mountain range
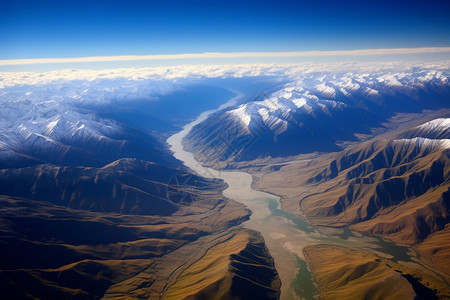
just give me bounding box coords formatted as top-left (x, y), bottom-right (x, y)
top-left (180, 68), bottom-right (450, 299)
top-left (1, 65), bottom-right (449, 299)
top-left (0, 77), bottom-right (281, 299)
top-left (185, 70), bottom-right (449, 164)
top-left (249, 114), bottom-right (450, 297)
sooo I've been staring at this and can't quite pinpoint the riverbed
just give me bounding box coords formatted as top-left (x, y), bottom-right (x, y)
top-left (167, 93), bottom-right (413, 300)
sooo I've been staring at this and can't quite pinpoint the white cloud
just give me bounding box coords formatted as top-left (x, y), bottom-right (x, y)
top-left (1, 47), bottom-right (450, 66)
top-left (1, 60), bottom-right (450, 89)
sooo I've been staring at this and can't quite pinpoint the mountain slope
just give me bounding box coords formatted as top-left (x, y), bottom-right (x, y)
top-left (0, 193), bottom-right (251, 299)
top-left (162, 229), bottom-right (281, 300)
top-left (304, 244), bottom-right (450, 300)
top-left (0, 107), bottom-right (178, 169)
top-left (312, 119), bottom-right (449, 244)
top-left (0, 159), bottom-right (183, 215)
top-left (0, 153), bottom-right (257, 298)
top-left (252, 117), bottom-right (450, 245)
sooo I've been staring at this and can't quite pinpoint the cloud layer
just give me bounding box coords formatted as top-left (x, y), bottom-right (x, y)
top-left (1, 47), bottom-right (450, 66)
top-left (1, 60), bottom-right (450, 88)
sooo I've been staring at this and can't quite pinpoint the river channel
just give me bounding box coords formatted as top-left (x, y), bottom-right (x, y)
top-left (167, 93), bottom-right (413, 300)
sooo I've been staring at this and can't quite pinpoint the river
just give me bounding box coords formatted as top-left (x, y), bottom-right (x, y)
top-left (167, 93), bottom-right (413, 300)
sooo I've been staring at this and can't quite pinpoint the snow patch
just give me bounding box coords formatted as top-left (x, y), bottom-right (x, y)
top-left (228, 105), bottom-right (251, 127)
top-left (45, 118), bottom-right (60, 135)
top-left (315, 83), bottom-right (336, 98)
top-left (417, 118), bottom-right (450, 132)
top-left (393, 137), bottom-right (450, 150)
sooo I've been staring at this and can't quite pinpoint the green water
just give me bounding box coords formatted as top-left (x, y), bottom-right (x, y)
top-left (292, 258), bottom-right (318, 300)
top-left (266, 197), bottom-right (414, 299)
top-left (317, 226), bottom-right (412, 262)
top-left (267, 199), bottom-right (316, 234)
top-left (373, 236), bottom-right (412, 262)
top-left (270, 199), bottom-right (411, 260)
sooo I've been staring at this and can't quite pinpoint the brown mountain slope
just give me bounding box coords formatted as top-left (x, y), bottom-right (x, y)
top-left (0, 158), bottom-right (191, 215)
top-left (415, 224), bottom-right (450, 281)
top-left (351, 186), bottom-right (449, 244)
top-left (162, 229), bottom-right (280, 300)
top-left (304, 244), bottom-right (450, 300)
top-left (0, 158), bottom-right (252, 299)
top-left (0, 194), bottom-right (250, 299)
top-left (253, 126), bottom-right (449, 244)
top-left (250, 116), bottom-right (450, 297)
top-left (300, 139), bottom-right (450, 244)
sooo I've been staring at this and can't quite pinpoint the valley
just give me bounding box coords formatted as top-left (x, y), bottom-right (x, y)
top-left (225, 113), bottom-right (450, 299)
top-left (171, 97), bottom-right (450, 299)
top-left (1, 65), bottom-right (449, 299)
top-left (244, 112), bottom-right (450, 299)
top-left (0, 77), bottom-right (282, 299)
top-left (181, 69), bottom-right (450, 299)
top-left (2, 0), bottom-right (450, 298)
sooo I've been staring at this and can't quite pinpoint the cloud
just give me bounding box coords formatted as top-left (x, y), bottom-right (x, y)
top-left (0, 60), bottom-right (449, 89)
top-left (1, 47), bottom-right (450, 66)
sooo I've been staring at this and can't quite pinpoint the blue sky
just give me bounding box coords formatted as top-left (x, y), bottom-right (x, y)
top-left (1, 0), bottom-right (450, 61)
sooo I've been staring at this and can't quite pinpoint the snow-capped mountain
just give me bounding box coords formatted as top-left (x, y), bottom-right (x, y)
top-left (0, 73), bottom-right (251, 168)
top-left (0, 78), bottom-right (192, 168)
top-left (0, 96), bottom-right (174, 168)
top-left (0, 97), bottom-right (124, 166)
top-left (184, 70), bottom-right (450, 164)
top-left (398, 118), bottom-right (450, 140)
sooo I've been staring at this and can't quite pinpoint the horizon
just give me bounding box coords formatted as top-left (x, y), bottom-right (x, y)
top-left (1, 46), bottom-right (450, 72)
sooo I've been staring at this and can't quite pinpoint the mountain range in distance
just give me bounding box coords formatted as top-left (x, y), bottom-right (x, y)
top-left (185, 70), bottom-right (449, 163)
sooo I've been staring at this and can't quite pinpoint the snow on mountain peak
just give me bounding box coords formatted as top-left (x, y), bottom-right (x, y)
top-left (1, 65), bottom-right (449, 164)
top-left (393, 137), bottom-right (450, 151)
top-left (315, 83), bottom-right (336, 99)
top-left (417, 118), bottom-right (450, 132)
top-left (291, 98), bottom-right (307, 109)
top-left (227, 105), bottom-right (251, 127)
top-left (45, 118), bottom-right (60, 136)
top-left (219, 69), bottom-right (449, 140)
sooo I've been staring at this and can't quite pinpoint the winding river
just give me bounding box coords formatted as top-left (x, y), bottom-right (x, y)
top-left (167, 93), bottom-right (413, 300)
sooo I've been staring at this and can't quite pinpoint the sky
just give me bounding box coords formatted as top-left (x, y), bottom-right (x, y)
top-left (1, 0), bottom-right (450, 69)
